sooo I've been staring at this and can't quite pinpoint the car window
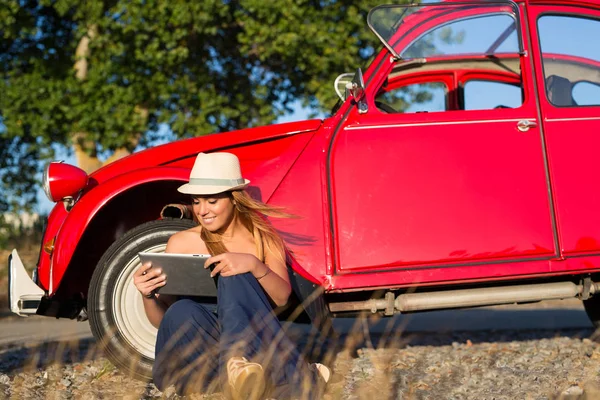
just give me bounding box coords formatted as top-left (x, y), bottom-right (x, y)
top-left (375, 10), bottom-right (525, 115)
top-left (572, 81), bottom-right (600, 106)
top-left (402, 13), bottom-right (519, 59)
top-left (369, 3), bottom-right (523, 59)
top-left (376, 82), bottom-right (447, 114)
top-left (464, 80), bottom-right (522, 110)
top-left (538, 15), bottom-right (600, 107)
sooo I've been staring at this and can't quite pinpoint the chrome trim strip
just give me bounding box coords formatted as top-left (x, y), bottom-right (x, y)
top-left (49, 257), bottom-right (53, 295)
top-left (546, 116), bottom-right (600, 122)
top-left (345, 118), bottom-right (533, 130)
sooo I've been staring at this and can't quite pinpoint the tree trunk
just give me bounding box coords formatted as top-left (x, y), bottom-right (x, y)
top-left (102, 106), bottom-right (148, 167)
top-left (71, 25), bottom-right (148, 172)
top-left (72, 25), bottom-right (102, 173)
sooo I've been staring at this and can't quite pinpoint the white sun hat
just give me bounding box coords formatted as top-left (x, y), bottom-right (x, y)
top-left (177, 152), bottom-right (250, 195)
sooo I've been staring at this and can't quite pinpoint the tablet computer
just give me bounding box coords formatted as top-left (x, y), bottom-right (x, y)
top-left (138, 252), bottom-right (217, 297)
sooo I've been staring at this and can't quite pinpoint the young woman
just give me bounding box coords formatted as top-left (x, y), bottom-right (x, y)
top-left (133, 152), bottom-right (330, 399)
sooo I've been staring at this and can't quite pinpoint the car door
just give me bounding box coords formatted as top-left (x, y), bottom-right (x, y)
top-left (528, 5), bottom-right (600, 257)
top-left (329, 3), bottom-right (557, 274)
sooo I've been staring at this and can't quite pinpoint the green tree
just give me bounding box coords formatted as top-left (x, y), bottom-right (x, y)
top-left (0, 132), bottom-right (42, 212)
top-left (0, 0), bottom-right (386, 210)
top-left (0, 0), bottom-right (400, 211)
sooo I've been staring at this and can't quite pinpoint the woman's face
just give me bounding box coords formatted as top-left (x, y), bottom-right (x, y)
top-left (192, 193), bottom-right (235, 232)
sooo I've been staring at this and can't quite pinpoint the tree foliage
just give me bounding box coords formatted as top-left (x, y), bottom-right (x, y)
top-left (0, 0), bottom-right (403, 211)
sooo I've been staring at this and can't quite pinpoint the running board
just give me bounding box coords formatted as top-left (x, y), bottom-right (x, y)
top-left (328, 281), bottom-right (595, 315)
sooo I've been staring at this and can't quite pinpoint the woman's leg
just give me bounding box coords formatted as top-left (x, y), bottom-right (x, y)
top-left (153, 299), bottom-right (221, 395)
top-left (217, 273), bottom-right (321, 398)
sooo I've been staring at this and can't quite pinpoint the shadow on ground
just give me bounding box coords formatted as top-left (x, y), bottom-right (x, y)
top-left (289, 307), bottom-right (596, 365)
top-left (0, 306), bottom-right (596, 376)
top-left (0, 338), bottom-right (101, 374)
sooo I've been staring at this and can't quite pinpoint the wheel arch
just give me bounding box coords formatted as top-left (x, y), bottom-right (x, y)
top-left (52, 168), bottom-right (191, 299)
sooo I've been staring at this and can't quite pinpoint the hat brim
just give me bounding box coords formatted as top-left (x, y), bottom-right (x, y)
top-left (177, 179), bottom-right (250, 195)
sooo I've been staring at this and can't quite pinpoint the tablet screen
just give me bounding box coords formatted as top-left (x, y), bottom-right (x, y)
top-left (138, 252), bottom-right (217, 296)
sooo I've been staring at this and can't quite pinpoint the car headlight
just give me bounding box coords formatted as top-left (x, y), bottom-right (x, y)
top-left (42, 161), bottom-right (89, 202)
top-left (42, 162), bottom-right (54, 201)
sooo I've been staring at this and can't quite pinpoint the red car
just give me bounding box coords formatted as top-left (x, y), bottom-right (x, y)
top-left (9, 0), bottom-right (600, 379)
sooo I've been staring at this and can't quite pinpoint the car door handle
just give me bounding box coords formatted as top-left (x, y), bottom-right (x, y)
top-left (517, 120), bottom-right (538, 132)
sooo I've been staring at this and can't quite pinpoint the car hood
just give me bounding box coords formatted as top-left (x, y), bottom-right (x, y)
top-left (88, 119), bottom-right (323, 185)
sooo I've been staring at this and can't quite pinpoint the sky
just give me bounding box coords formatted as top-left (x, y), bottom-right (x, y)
top-left (391, 9), bottom-right (600, 112)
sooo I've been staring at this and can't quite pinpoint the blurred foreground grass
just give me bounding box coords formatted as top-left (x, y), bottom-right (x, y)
top-left (4, 320), bottom-right (600, 399)
top-left (3, 213), bottom-right (600, 399)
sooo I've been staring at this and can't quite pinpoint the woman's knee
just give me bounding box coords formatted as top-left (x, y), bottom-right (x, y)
top-left (157, 299), bottom-right (219, 351)
top-left (161, 299), bottom-right (199, 328)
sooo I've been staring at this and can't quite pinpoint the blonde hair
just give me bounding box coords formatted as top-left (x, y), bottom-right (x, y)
top-left (200, 190), bottom-right (293, 263)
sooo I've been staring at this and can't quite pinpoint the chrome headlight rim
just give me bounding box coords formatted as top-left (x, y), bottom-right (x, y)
top-left (42, 163), bottom-right (53, 202)
top-left (42, 161), bottom-right (66, 202)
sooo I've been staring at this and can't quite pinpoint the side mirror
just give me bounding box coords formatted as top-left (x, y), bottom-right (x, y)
top-left (346, 68), bottom-right (368, 113)
top-left (334, 72), bottom-right (355, 101)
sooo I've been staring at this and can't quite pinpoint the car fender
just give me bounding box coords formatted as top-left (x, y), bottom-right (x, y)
top-left (49, 166), bottom-right (189, 294)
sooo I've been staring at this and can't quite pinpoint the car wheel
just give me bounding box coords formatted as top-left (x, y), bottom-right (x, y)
top-left (583, 296), bottom-right (600, 329)
top-left (87, 218), bottom-right (204, 380)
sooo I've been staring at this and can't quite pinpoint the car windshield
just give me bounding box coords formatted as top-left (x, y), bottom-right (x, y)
top-left (367, 1), bottom-right (522, 60)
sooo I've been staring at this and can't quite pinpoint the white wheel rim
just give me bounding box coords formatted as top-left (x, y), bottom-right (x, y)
top-left (112, 244), bottom-right (165, 359)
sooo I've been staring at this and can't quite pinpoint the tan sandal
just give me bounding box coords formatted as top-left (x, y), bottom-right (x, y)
top-left (227, 357), bottom-right (266, 400)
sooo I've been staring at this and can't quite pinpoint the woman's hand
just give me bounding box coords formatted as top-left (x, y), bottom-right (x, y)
top-left (205, 252), bottom-right (262, 278)
top-left (133, 262), bottom-right (166, 298)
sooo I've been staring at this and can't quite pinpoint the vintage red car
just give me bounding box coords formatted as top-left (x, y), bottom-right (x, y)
top-left (8, 0), bottom-right (600, 379)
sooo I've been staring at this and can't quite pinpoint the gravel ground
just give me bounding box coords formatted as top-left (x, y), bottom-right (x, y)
top-left (2, 324), bottom-right (600, 399)
top-left (5, 249), bottom-right (600, 398)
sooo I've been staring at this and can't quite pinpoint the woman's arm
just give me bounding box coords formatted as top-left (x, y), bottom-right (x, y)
top-left (251, 249), bottom-right (292, 307)
top-left (133, 262), bottom-right (175, 328)
top-left (133, 233), bottom-right (186, 328)
top-left (207, 249), bottom-right (292, 307)
top-left (141, 291), bottom-right (172, 329)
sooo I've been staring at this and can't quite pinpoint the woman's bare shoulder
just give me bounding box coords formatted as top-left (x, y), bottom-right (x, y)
top-left (166, 226), bottom-right (208, 254)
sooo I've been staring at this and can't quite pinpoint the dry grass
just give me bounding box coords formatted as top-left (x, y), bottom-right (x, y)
top-left (4, 309), bottom-right (600, 399)
top-left (2, 231), bottom-right (600, 398)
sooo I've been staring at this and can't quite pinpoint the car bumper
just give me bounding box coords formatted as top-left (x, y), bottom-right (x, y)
top-left (8, 249), bottom-right (45, 316)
